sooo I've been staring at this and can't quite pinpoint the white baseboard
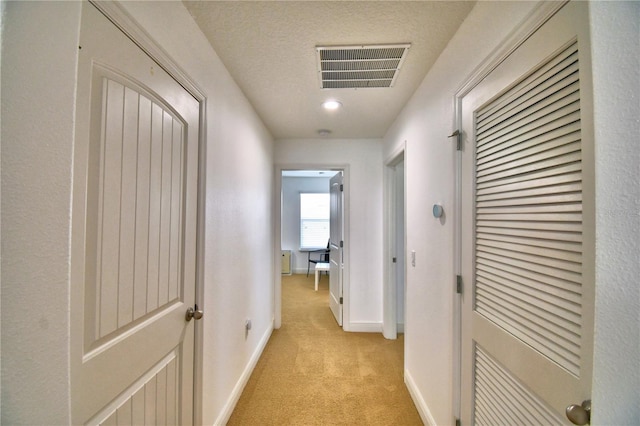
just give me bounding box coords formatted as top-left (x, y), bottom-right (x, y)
top-left (346, 321), bottom-right (382, 333)
top-left (405, 368), bottom-right (437, 426)
top-left (214, 320), bottom-right (274, 425)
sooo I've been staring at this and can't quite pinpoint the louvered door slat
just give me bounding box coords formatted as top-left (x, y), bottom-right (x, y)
top-left (476, 42), bottom-right (578, 124)
top-left (477, 65), bottom-right (579, 144)
top-left (478, 244), bottom-right (581, 273)
top-left (477, 192), bottom-right (582, 209)
top-left (477, 203), bottom-right (582, 215)
top-left (477, 78), bottom-right (579, 141)
top-left (476, 366), bottom-right (527, 424)
top-left (476, 268), bottom-right (581, 321)
top-left (478, 110), bottom-right (580, 161)
top-left (478, 251), bottom-right (581, 282)
top-left (477, 136), bottom-right (581, 177)
top-left (477, 182), bottom-right (582, 203)
top-left (478, 144), bottom-right (580, 188)
top-left (476, 361), bottom-right (538, 424)
top-left (477, 256), bottom-right (581, 292)
top-left (477, 171), bottom-right (581, 196)
top-left (477, 145), bottom-right (581, 184)
top-left (477, 46), bottom-right (577, 130)
top-left (476, 268), bottom-right (581, 319)
top-left (477, 233), bottom-right (582, 253)
top-left (479, 143), bottom-right (580, 188)
top-left (475, 392), bottom-right (504, 426)
top-left (477, 212), bottom-right (582, 224)
top-left (482, 358), bottom-right (548, 422)
top-left (477, 262), bottom-right (582, 308)
top-left (477, 221), bottom-right (581, 234)
top-left (477, 226), bottom-right (582, 243)
top-left (478, 238), bottom-right (582, 263)
top-left (478, 281), bottom-right (581, 338)
top-left (477, 161), bottom-right (582, 190)
top-left (477, 105), bottom-right (580, 165)
top-left (474, 347), bottom-right (564, 426)
top-left (477, 281), bottom-right (581, 342)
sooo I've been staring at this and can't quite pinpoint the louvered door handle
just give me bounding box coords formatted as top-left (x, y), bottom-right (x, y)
top-left (566, 399), bottom-right (591, 425)
top-left (185, 304), bottom-right (204, 321)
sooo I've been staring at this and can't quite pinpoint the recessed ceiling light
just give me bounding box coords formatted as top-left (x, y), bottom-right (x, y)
top-left (322, 100), bottom-right (342, 110)
top-left (318, 129), bottom-right (331, 136)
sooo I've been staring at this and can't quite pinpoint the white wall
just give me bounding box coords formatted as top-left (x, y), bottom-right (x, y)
top-left (384, 2), bottom-right (541, 422)
top-left (589, 2), bottom-right (640, 424)
top-left (276, 138), bottom-right (383, 330)
top-left (384, 1), bottom-right (640, 424)
top-left (1, 3), bottom-right (81, 423)
top-left (281, 176), bottom-right (332, 274)
top-left (1, 2), bottom-right (274, 424)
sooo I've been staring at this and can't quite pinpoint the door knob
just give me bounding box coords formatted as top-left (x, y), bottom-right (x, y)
top-left (566, 399), bottom-right (591, 425)
top-left (185, 304), bottom-right (204, 321)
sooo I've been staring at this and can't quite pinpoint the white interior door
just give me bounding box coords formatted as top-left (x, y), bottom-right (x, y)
top-left (329, 172), bottom-right (344, 326)
top-left (70, 3), bottom-right (200, 424)
top-left (461, 2), bottom-right (594, 424)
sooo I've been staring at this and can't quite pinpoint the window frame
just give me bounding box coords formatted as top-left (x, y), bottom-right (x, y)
top-left (299, 192), bottom-right (330, 250)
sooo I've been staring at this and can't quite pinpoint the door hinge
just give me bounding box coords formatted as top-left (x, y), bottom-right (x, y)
top-left (448, 129), bottom-right (462, 151)
top-left (339, 297), bottom-right (343, 305)
top-left (340, 184), bottom-right (344, 192)
top-left (456, 275), bottom-right (463, 294)
top-left (392, 257), bottom-right (397, 263)
top-left (455, 418), bottom-right (461, 426)
top-left (340, 240), bottom-right (343, 248)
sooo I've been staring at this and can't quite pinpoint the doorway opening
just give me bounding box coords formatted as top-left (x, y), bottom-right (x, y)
top-left (383, 150), bottom-right (406, 340)
top-left (274, 167), bottom-right (348, 330)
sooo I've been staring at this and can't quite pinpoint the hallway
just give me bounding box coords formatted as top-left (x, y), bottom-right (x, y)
top-left (3, 2), bottom-right (637, 424)
top-left (228, 274), bottom-right (421, 425)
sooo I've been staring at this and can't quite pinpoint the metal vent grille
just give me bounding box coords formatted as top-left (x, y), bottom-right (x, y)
top-left (316, 44), bottom-right (410, 89)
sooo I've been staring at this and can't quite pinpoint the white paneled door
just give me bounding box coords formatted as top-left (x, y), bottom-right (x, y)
top-left (329, 172), bottom-right (344, 326)
top-left (71, 4), bottom-right (200, 424)
top-left (461, 2), bottom-right (594, 425)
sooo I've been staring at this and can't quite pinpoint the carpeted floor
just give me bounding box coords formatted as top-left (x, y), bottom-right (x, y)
top-left (227, 274), bottom-right (422, 425)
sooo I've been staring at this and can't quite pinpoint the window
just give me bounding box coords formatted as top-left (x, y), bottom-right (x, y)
top-left (300, 193), bottom-right (330, 249)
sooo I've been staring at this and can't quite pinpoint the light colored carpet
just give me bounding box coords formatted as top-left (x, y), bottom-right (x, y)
top-left (227, 274), bottom-right (422, 425)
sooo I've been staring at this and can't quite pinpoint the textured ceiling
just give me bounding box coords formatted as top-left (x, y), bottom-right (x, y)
top-left (183, 1), bottom-right (476, 139)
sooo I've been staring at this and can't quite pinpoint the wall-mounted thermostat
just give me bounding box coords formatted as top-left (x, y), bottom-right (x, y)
top-left (432, 204), bottom-right (444, 218)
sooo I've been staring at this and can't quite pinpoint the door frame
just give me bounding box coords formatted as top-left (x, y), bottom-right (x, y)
top-left (383, 144), bottom-right (406, 340)
top-left (451, 1), bottom-right (570, 422)
top-left (88, 2), bottom-right (207, 423)
top-left (274, 164), bottom-right (350, 330)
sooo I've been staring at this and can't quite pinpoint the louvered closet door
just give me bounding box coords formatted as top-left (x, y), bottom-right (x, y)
top-left (460, 2), bottom-right (594, 424)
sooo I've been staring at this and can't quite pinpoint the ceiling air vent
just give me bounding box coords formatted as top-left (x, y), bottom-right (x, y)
top-left (316, 44), bottom-right (410, 89)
